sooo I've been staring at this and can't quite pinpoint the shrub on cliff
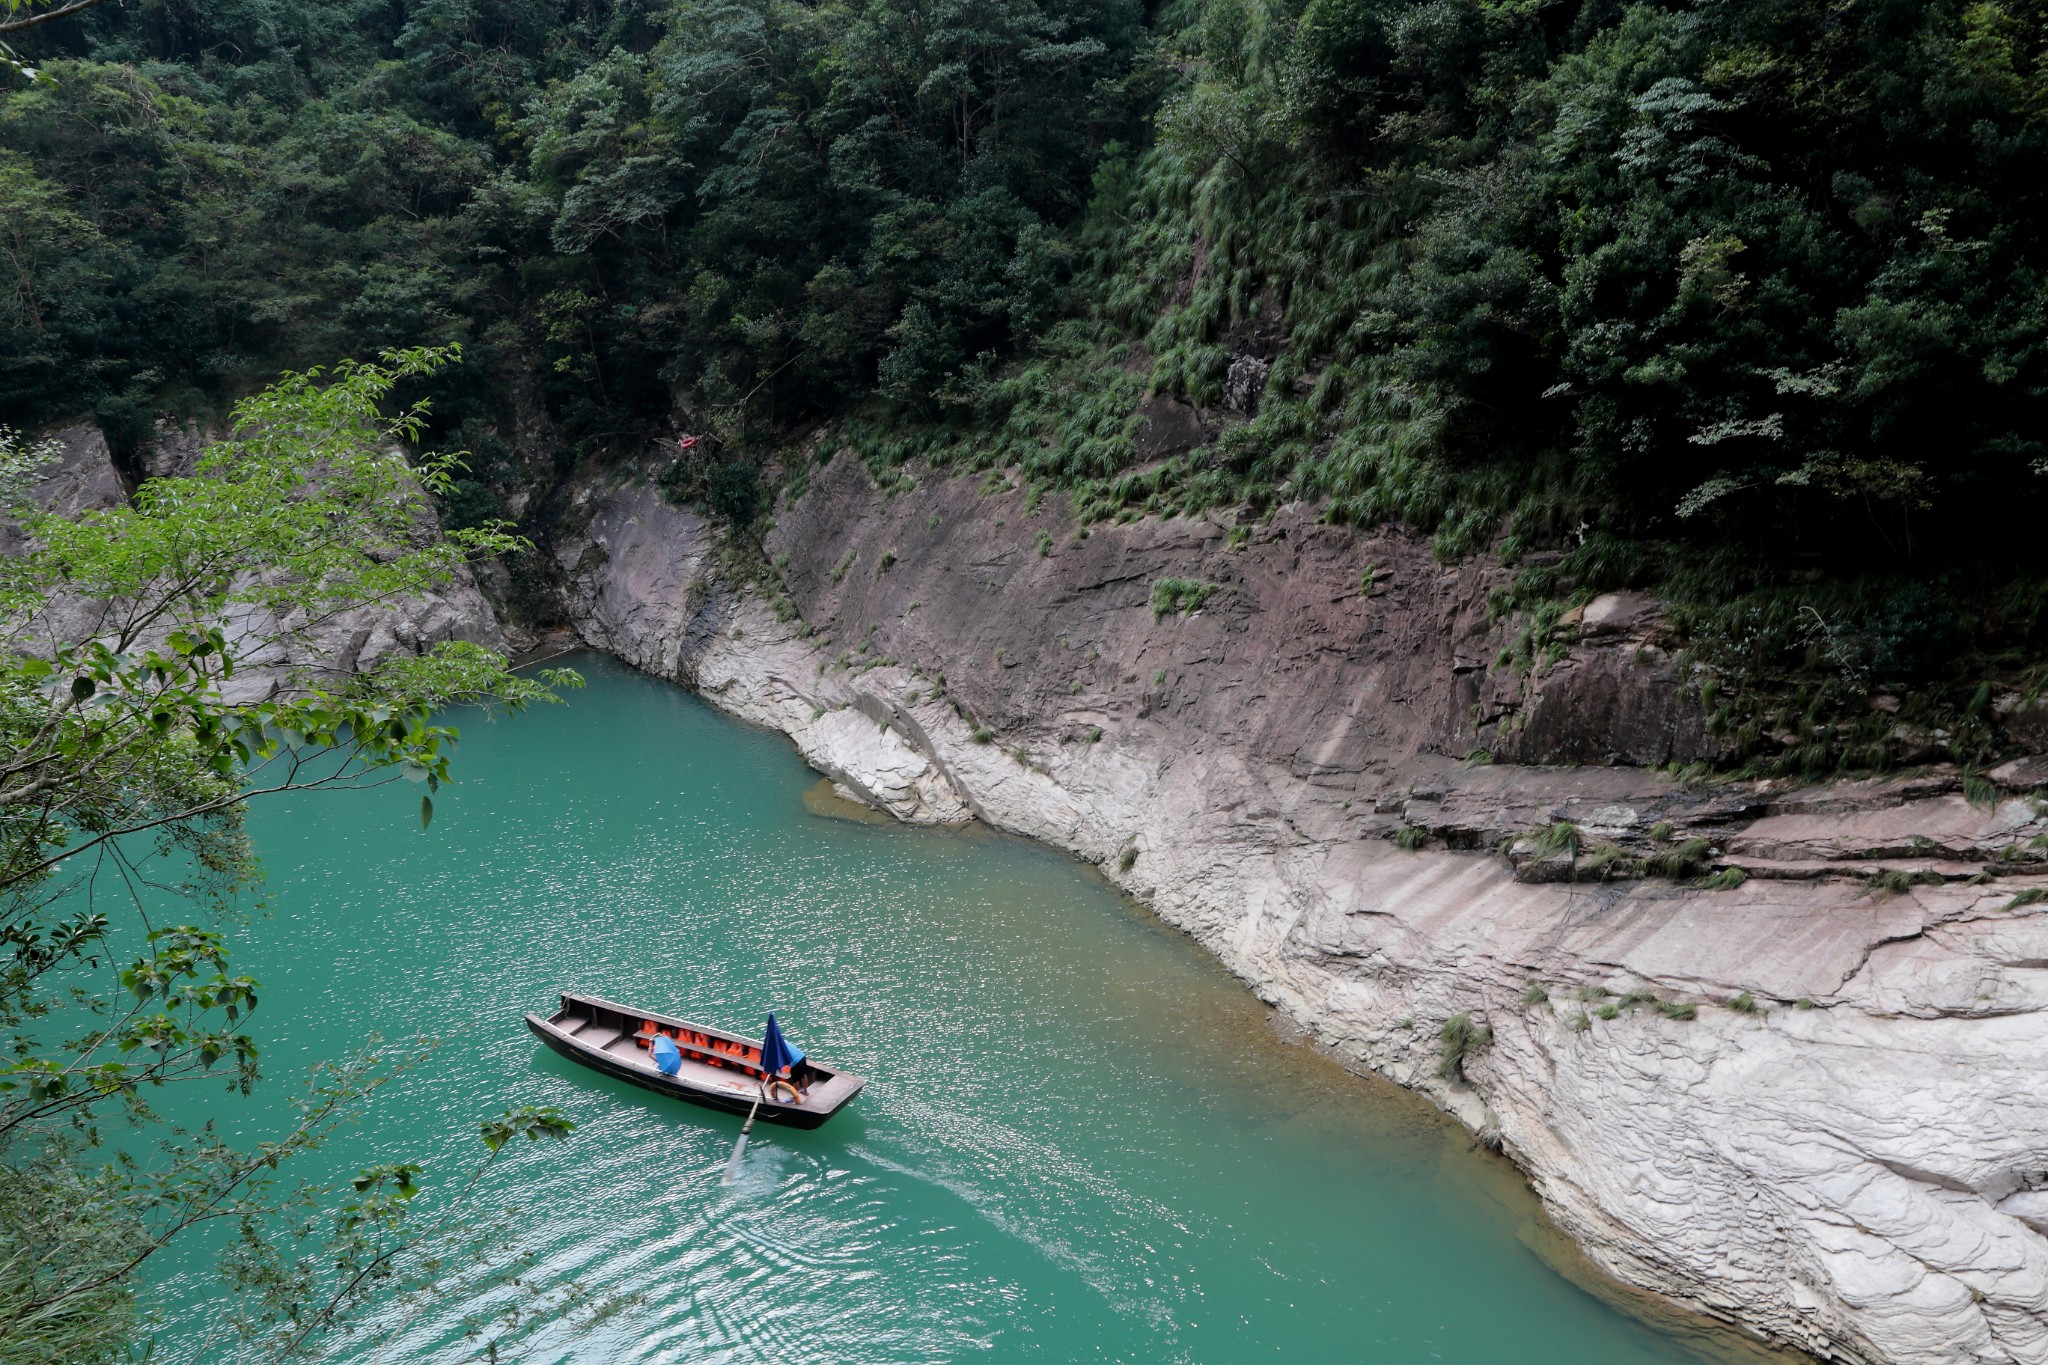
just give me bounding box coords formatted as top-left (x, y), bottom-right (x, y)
top-left (1438, 1013), bottom-right (1493, 1082)
top-left (1151, 576), bottom-right (1223, 620)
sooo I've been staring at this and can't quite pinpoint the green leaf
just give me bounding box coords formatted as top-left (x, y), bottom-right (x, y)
top-left (420, 794), bottom-right (433, 830)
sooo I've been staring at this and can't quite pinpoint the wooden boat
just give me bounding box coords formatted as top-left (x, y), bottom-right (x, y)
top-left (525, 990), bottom-right (864, 1129)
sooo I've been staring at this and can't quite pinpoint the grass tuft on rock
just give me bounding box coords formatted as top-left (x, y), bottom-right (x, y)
top-left (1438, 1014), bottom-right (1494, 1082)
top-left (1149, 577), bottom-right (1222, 621)
top-left (1646, 838), bottom-right (1713, 880)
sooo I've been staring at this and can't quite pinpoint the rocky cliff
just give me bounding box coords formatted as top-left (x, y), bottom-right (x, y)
top-left (11, 424), bottom-right (504, 694)
top-left (554, 453), bottom-right (2048, 1365)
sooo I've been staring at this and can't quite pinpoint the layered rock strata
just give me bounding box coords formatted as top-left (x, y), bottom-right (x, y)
top-left (556, 455), bottom-right (2048, 1365)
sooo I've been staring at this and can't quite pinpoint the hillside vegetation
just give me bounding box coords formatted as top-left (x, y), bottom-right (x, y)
top-left (6, 0), bottom-right (2048, 772)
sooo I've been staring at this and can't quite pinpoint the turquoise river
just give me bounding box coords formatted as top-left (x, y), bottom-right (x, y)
top-left (141, 654), bottom-right (1786, 1363)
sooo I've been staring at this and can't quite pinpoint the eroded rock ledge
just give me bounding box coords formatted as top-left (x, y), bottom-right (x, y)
top-left (556, 455), bottom-right (2048, 1365)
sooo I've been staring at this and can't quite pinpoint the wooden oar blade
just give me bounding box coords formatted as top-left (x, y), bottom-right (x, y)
top-left (720, 1098), bottom-right (762, 1184)
top-left (719, 1132), bottom-right (749, 1183)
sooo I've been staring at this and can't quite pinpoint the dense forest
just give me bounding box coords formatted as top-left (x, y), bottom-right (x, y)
top-left (5, 0), bottom-right (2048, 761)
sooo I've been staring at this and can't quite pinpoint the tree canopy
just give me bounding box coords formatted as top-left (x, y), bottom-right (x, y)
top-left (5, 0), bottom-right (2043, 579)
top-left (0, 0), bottom-right (1146, 463)
top-left (2, 0), bottom-right (2045, 716)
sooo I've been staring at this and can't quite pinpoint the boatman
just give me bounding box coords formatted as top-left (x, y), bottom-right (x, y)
top-left (652, 1032), bottom-right (684, 1077)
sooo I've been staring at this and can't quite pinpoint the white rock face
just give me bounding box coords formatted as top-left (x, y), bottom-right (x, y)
top-left (556, 475), bottom-right (2048, 1365)
top-left (551, 480), bottom-right (712, 680)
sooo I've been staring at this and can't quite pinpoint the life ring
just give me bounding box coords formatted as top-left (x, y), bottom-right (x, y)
top-left (764, 1078), bottom-right (800, 1105)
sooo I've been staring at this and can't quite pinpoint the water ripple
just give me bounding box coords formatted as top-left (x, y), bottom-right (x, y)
top-left (129, 658), bottom-right (1783, 1365)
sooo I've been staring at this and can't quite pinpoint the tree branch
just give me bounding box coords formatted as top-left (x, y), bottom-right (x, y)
top-left (0, 0), bottom-right (112, 35)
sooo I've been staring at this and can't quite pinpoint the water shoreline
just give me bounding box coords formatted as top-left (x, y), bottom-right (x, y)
top-left (543, 457), bottom-right (2048, 1365)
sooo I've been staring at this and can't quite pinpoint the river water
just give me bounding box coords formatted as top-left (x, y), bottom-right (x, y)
top-left (142, 654), bottom-right (1781, 1363)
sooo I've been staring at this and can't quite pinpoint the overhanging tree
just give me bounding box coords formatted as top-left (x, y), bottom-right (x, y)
top-left (0, 345), bottom-right (582, 1362)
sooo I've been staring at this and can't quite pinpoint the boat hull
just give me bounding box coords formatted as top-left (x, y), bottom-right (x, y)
top-left (524, 992), bottom-right (862, 1129)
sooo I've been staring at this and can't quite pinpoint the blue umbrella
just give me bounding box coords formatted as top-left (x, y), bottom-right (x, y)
top-left (760, 1013), bottom-right (805, 1076)
top-left (652, 1034), bottom-right (683, 1077)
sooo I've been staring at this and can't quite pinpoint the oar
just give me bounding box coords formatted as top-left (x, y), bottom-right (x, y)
top-left (720, 1094), bottom-right (762, 1184)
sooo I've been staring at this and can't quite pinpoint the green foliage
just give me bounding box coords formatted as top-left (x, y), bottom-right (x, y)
top-left (1437, 1013), bottom-right (1492, 1082)
top-left (0, 1131), bottom-right (137, 1364)
top-left (0, 0), bottom-right (1147, 460)
top-left (708, 461), bottom-right (764, 526)
top-left (1867, 868), bottom-right (1943, 896)
top-left (837, 0), bottom-right (2048, 647)
top-left (1150, 576), bottom-right (1223, 620)
top-left (0, 351), bottom-right (571, 899)
top-left (1393, 823), bottom-right (1428, 851)
top-left (1727, 991), bottom-right (1761, 1014)
top-left (4, 0), bottom-right (2047, 638)
top-left (2004, 887), bottom-right (2048, 912)
top-left (1646, 838), bottom-right (1714, 880)
top-left (1572, 843), bottom-right (1636, 882)
top-left (8, 0), bottom-right (2048, 774)
top-left (216, 1085), bottom-right (587, 1362)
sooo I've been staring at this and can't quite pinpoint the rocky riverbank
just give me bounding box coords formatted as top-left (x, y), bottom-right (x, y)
top-left (553, 452), bottom-right (2048, 1365)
